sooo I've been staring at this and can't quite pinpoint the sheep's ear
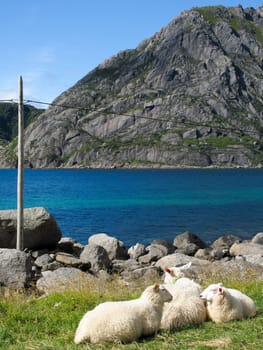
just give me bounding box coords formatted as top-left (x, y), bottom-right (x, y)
top-left (164, 267), bottom-right (171, 273)
top-left (218, 287), bottom-right (223, 295)
top-left (153, 283), bottom-right (160, 291)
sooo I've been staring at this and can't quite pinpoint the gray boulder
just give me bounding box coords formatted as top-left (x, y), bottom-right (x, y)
top-left (55, 252), bottom-right (90, 271)
top-left (0, 207), bottom-right (62, 250)
top-left (138, 243), bottom-right (169, 264)
top-left (128, 243), bottom-right (146, 259)
top-left (230, 242), bottom-right (263, 256)
top-left (173, 231), bottom-right (206, 255)
top-left (80, 243), bottom-right (112, 273)
top-left (88, 233), bottom-right (128, 260)
top-left (34, 253), bottom-right (54, 268)
top-left (242, 255), bottom-right (263, 268)
top-left (156, 252), bottom-right (211, 271)
top-left (121, 266), bottom-right (162, 282)
top-left (36, 267), bottom-right (95, 294)
top-left (112, 258), bottom-right (141, 274)
top-left (211, 235), bottom-right (241, 249)
top-left (0, 249), bottom-right (33, 288)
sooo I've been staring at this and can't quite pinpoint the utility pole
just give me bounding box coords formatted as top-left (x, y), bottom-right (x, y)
top-left (17, 76), bottom-right (24, 250)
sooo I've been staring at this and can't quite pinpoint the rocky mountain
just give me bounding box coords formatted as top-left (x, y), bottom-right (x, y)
top-left (3, 5), bottom-right (263, 168)
top-left (0, 103), bottom-right (43, 167)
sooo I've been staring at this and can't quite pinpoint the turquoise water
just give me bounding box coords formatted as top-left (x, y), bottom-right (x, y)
top-left (1, 168), bottom-right (263, 247)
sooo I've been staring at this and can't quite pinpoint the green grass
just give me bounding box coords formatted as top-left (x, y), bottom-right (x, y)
top-left (0, 277), bottom-right (262, 350)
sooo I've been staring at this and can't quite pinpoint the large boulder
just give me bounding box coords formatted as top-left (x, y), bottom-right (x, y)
top-left (0, 207), bottom-right (62, 250)
top-left (230, 242), bottom-right (263, 256)
top-left (0, 249), bottom-right (33, 288)
top-left (80, 244), bottom-right (112, 273)
top-left (88, 233), bottom-right (128, 260)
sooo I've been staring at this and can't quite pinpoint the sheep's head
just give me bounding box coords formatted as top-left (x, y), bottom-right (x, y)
top-left (200, 283), bottom-right (224, 303)
top-left (143, 284), bottom-right (173, 303)
top-left (163, 262), bottom-right (192, 284)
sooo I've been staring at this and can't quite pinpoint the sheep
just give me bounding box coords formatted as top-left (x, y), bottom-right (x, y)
top-left (160, 263), bottom-right (207, 330)
top-left (200, 283), bottom-right (257, 323)
top-left (74, 283), bottom-right (172, 344)
top-left (163, 263), bottom-right (202, 295)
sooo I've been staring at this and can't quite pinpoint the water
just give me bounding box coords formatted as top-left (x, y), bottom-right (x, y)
top-left (1, 168), bottom-right (263, 248)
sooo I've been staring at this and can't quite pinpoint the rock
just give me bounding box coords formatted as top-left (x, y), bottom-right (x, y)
top-left (151, 239), bottom-right (175, 254)
top-left (230, 242), bottom-right (263, 256)
top-left (88, 233), bottom-right (128, 260)
top-left (173, 231), bottom-right (206, 255)
top-left (72, 242), bottom-right (85, 257)
top-left (31, 249), bottom-right (50, 259)
top-left (34, 254), bottom-right (53, 268)
top-left (112, 259), bottom-right (141, 274)
top-left (176, 243), bottom-right (199, 256)
top-left (55, 252), bottom-right (90, 271)
top-left (0, 249), bottom-right (33, 288)
top-left (121, 266), bottom-right (162, 282)
top-left (128, 243), bottom-right (146, 259)
top-left (206, 259), bottom-right (263, 281)
top-left (210, 247), bottom-right (229, 260)
top-left (0, 207), bottom-right (62, 250)
top-left (41, 261), bottom-right (63, 272)
top-left (80, 244), bottom-right (112, 273)
top-left (56, 237), bottom-right (77, 254)
top-left (36, 267), bottom-right (95, 294)
top-left (242, 255), bottom-right (263, 268)
top-left (194, 247), bottom-right (212, 260)
top-left (138, 242), bottom-right (170, 264)
top-left (251, 232), bottom-right (263, 245)
top-left (155, 252), bottom-right (211, 270)
top-left (211, 235), bottom-right (241, 249)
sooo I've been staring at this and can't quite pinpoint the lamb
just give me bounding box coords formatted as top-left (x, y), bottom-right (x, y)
top-left (74, 283), bottom-right (172, 344)
top-left (200, 283), bottom-right (257, 323)
top-left (160, 263), bottom-right (207, 330)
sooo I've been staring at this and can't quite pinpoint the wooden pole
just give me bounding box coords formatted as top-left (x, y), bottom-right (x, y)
top-left (17, 76), bottom-right (24, 250)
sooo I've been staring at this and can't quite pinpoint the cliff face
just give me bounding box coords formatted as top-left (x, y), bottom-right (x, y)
top-left (5, 5), bottom-right (263, 168)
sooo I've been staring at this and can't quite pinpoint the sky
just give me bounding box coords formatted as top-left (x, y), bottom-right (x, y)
top-left (0, 0), bottom-right (262, 108)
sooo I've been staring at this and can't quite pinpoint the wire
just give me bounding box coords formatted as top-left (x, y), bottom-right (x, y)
top-left (0, 99), bottom-right (16, 103)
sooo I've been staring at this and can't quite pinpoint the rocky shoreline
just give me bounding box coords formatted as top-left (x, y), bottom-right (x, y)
top-left (0, 207), bottom-right (262, 294)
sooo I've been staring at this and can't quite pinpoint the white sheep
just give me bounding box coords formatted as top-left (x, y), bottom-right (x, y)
top-left (163, 263), bottom-right (202, 295)
top-left (160, 263), bottom-right (207, 330)
top-left (200, 283), bottom-right (257, 323)
top-left (74, 283), bottom-right (172, 344)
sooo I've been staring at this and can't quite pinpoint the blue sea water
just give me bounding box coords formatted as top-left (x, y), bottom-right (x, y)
top-left (1, 168), bottom-right (263, 248)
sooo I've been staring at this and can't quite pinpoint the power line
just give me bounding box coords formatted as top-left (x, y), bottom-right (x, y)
top-left (0, 97), bottom-right (261, 137)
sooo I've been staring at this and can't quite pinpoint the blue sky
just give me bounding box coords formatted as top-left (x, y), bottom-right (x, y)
top-left (1, 0), bottom-right (262, 107)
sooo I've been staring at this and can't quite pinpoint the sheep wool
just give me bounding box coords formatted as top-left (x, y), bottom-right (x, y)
top-left (74, 283), bottom-right (172, 344)
top-left (200, 283), bottom-right (257, 323)
top-left (160, 265), bottom-right (207, 330)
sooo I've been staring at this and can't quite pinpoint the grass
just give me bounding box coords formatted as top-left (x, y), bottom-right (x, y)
top-left (0, 276), bottom-right (262, 350)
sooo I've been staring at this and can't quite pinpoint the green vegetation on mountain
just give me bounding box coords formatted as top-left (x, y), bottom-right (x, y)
top-left (0, 103), bottom-right (43, 142)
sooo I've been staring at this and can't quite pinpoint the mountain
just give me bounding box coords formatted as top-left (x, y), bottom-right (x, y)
top-left (3, 5), bottom-right (263, 168)
top-left (0, 103), bottom-right (43, 167)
